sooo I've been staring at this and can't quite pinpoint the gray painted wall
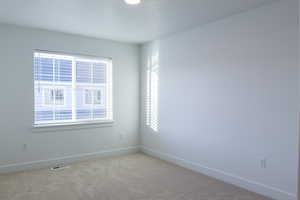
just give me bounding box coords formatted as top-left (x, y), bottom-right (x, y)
top-left (0, 24), bottom-right (140, 168)
top-left (140, 1), bottom-right (299, 199)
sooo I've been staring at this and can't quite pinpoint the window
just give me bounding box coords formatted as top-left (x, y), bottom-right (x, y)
top-left (146, 52), bottom-right (159, 132)
top-left (34, 51), bottom-right (113, 126)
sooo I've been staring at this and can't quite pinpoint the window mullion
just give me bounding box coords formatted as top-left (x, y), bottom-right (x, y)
top-left (52, 59), bottom-right (55, 121)
top-left (91, 63), bottom-right (94, 120)
top-left (72, 58), bottom-right (77, 121)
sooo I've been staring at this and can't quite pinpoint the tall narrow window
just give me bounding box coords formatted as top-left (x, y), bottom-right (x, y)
top-left (34, 51), bottom-right (113, 126)
top-left (146, 53), bottom-right (159, 132)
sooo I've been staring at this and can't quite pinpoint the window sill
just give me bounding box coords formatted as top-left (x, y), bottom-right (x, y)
top-left (32, 120), bottom-right (114, 133)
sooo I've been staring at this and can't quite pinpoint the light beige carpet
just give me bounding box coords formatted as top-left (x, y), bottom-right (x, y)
top-left (0, 153), bottom-right (272, 200)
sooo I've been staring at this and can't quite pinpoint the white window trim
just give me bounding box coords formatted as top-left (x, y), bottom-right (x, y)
top-left (34, 51), bottom-right (114, 128)
top-left (33, 119), bottom-right (114, 128)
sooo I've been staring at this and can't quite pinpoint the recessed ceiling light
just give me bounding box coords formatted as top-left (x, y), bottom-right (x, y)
top-left (124, 0), bottom-right (141, 5)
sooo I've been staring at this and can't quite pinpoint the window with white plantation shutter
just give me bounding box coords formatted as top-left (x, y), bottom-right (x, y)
top-left (34, 51), bottom-right (113, 126)
top-left (146, 53), bottom-right (159, 132)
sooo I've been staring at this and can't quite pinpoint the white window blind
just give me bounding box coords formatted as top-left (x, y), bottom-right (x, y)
top-left (34, 51), bottom-right (113, 126)
top-left (146, 53), bottom-right (159, 132)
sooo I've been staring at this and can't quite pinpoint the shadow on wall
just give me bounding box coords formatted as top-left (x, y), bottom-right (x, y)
top-left (146, 44), bottom-right (160, 132)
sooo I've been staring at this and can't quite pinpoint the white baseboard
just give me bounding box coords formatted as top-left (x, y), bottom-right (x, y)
top-left (0, 146), bottom-right (140, 174)
top-left (141, 146), bottom-right (296, 200)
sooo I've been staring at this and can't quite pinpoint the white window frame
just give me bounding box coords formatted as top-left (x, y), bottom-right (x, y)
top-left (34, 51), bottom-right (114, 128)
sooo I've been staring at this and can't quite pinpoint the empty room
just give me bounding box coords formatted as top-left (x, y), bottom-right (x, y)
top-left (0, 0), bottom-right (299, 200)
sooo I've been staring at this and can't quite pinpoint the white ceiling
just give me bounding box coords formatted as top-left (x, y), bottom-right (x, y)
top-left (0, 0), bottom-right (275, 43)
